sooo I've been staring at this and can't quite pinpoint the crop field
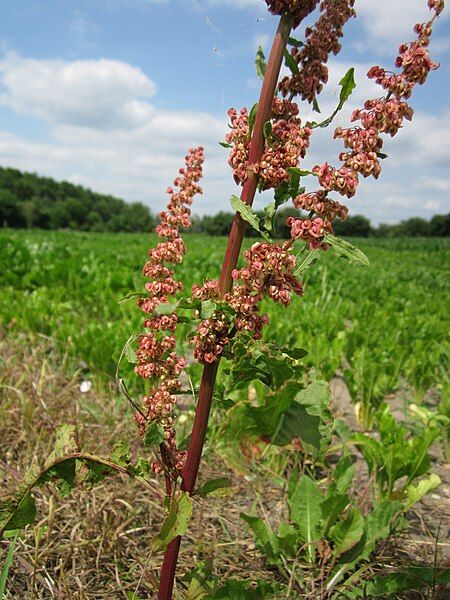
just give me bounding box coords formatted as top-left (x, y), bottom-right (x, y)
top-left (1, 230), bottom-right (448, 401)
top-left (1, 229), bottom-right (449, 598)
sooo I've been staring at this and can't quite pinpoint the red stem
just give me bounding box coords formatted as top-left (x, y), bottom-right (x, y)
top-left (157, 12), bottom-right (293, 600)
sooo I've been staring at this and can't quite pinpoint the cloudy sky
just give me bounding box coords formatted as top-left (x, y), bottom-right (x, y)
top-left (1, 0), bottom-right (449, 224)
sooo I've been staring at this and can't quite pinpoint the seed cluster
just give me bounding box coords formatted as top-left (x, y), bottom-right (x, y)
top-left (264, 0), bottom-right (320, 28)
top-left (190, 242), bottom-right (303, 364)
top-left (136, 147), bottom-right (204, 475)
top-left (290, 0), bottom-right (443, 248)
top-left (226, 99), bottom-right (311, 190)
top-left (279, 1), bottom-right (356, 103)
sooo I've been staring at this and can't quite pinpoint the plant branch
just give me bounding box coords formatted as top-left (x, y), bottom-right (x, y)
top-left (157, 11), bottom-right (294, 600)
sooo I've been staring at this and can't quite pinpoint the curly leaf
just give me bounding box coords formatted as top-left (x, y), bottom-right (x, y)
top-left (152, 491), bottom-right (193, 552)
top-left (284, 49), bottom-right (299, 74)
top-left (404, 473), bottom-right (441, 509)
top-left (323, 234), bottom-right (370, 267)
top-left (196, 477), bottom-right (236, 498)
top-left (1, 452), bottom-right (161, 537)
top-left (230, 195), bottom-right (272, 242)
top-left (255, 46), bottom-right (266, 80)
top-left (329, 508), bottom-right (364, 557)
top-left (311, 68), bottom-right (356, 128)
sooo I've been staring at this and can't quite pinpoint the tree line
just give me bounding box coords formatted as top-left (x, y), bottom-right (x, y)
top-left (189, 209), bottom-right (449, 238)
top-left (1, 166), bottom-right (448, 237)
top-left (0, 166), bottom-right (155, 232)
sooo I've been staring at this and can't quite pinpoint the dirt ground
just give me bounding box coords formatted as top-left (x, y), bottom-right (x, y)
top-left (1, 333), bottom-right (449, 599)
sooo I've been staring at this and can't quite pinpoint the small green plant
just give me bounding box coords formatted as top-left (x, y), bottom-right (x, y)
top-left (351, 405), bottom-right (441, 503)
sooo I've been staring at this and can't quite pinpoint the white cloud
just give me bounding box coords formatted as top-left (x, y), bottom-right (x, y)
top-left (0, 52), bottom-right (157, 130)
top-left (208, 0), bottom-right (261, 8)
top-left (0, 53), bottom-right (233, 213)
top-left (0, 52), bottom-right (447, 223)
top-left (356, 0), bottom-right (449, 49)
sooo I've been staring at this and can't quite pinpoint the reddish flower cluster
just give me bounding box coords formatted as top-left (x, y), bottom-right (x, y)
top-left (192, 315), bottom-right (231, 365)
top-left (293, 190), bottom-right (348, 221)
top-left (287, 216), bottom-right (333, 249)
top-left (312, 163), bottom-right (358, 198)
top-left (428, 0), bottom-right (445, 14)
top-left (279, 0), bottom-right (355, 102)
top-left (190, 243), bottom-right (303, 364)
top-left (226, 100), bottom-right (311, 189)
top-left (136, 147), bottom-right (204, 475)
top-left (254, 116), bottom-right (311, 190)
top-left (296, 0), bottom-right (443, 242)
top-left (192, 279), bottom-right (220, 301)
top-left (226, 107), bottom-right (250, 186)
top-left (264, 0), bottom-right (319, 28)
top-left (230, 242), bottom-right (303, 309)
top-left (331, 1), bottom-right (442, 189)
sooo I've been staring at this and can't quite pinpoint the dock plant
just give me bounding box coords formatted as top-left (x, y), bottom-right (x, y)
top-left (1, 1), bottom-right (447, 598)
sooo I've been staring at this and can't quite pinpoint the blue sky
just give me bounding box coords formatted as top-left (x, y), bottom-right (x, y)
top-left (0, 0), bottom-right (449, 224)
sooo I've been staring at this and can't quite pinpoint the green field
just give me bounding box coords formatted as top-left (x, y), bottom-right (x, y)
top-left (1, 230), bottom-right (448, 409)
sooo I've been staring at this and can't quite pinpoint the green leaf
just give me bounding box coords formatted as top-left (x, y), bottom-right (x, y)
top-left (329, 508), bottom-right (364, 557)
top-left (201, 299), bottom-right (217, 319)
top-left (255, 45), bottom-right (266, 80)
top-left (277, 346), bottom-right (308, 360)
top-left (361, 566), bottom-right (450, 597)
top-left (288, 475), bottom-right (322, 562)
top-left (184, 560), bottom-right (217, 599)
top-left (0, 492), bottom-right (36, 531)
top-left (230, 195), bottom-right (272, 242)
top-left (40, 460), bottom-right (76, 497)
top-left (339, 500), bottom-right (402, 567)
top-left (277, 522), bottom-right (298, 557)
top-left (263, 120), bottom-right (272, 140)
top-left (312, 68), bottom-right (356, 128)
top-left (152, 492), bottom-right (193, 552)
top-left (248, 102), bottom-right (258, 135)
top-left (196, 477), bottom-right (236, 498)
top-left (45, 424), bottom-right (78, 465)
top-left (111, 440), bottom-right (132, 467)
top-left (118, 291), bottom-right (143, 304)
top-left (320, 494), bottom-right (349, 537)
top-left (240, 514), bottom-right (279, 562)
top-left (263, 167), bottom-right (302, 233)
top-left (219, 141), bottom-right (232, 149)
top-left (117, 332), bottom-right (141, 376)
top-left (263, 201), bottom-right (276, 234)
top-left (155, 300), bottom-right (180, 315)
top-left (288, 36), bottom-right (304, 48)
top-left (144, 422), bottom-right (164, 447)
top-left (125, 343), bottom-right (137, 364)
top-left (289, 167), bottom-right (315, 178)
top-left (294, 249), bottom-right (319, 276)
top-left (0, 530), bottom-right (18, 597)
top-left (312, 97), bottom-right (321, 113)
top-left (323, 234), bottom-right (370, 267)
top-left (288, 168), bottom-right (302, 198)
top-left (404, 473), bottom-right (441, 509)
top-left (338, 68), bottom-right (356, 109)
top-left (284, 49), bottom-right (299, 74)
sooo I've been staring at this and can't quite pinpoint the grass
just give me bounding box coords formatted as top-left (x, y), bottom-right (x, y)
top-left (0, 230), bottom-right (448, 401)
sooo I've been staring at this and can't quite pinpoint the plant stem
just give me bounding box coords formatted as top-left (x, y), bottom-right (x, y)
top-left (218, 12), bottom-right (294, 296)
top-left (157, 12), bottom-right (294, 600)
